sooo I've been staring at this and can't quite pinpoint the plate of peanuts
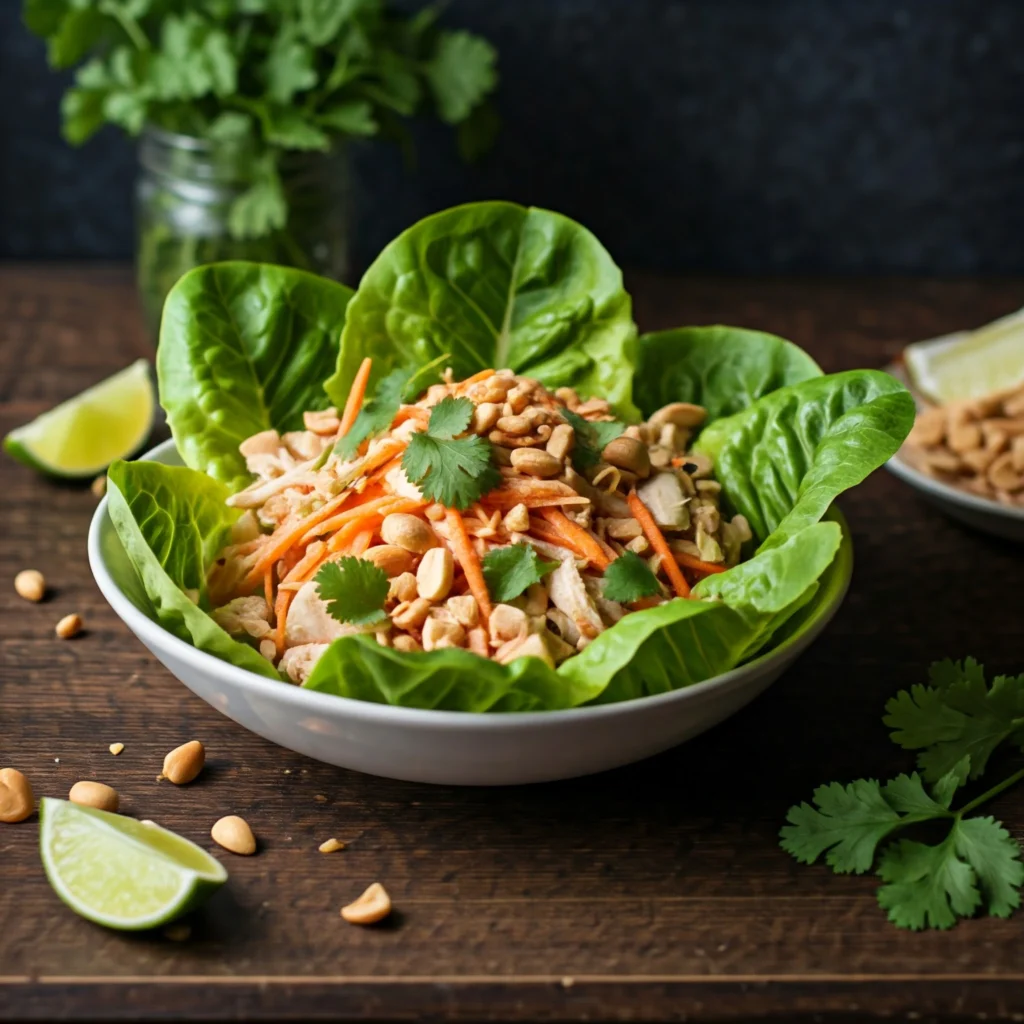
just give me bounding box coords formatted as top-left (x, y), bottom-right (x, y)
top-left (888, 346), bottom-right (1024, 541)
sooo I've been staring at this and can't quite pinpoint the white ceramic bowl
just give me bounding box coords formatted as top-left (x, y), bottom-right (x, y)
top-left (88, 439), bottom-right (852, 786)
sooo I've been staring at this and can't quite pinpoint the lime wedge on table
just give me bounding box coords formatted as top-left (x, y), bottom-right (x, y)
top-left (40, 798), bottom-right (227, 930)
top-left (4, 359), bottom-right (154, 478)
top-left (905, 307), bottom-right (1024, 403)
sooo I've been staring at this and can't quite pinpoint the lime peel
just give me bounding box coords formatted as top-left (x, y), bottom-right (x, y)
top-left (40, 798), bottom-right (227, 931)
top-left (4, 359), bottom-right (155, 478)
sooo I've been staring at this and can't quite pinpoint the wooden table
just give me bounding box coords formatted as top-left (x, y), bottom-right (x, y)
top-left (2, 266), bottom-right (1023, 1022)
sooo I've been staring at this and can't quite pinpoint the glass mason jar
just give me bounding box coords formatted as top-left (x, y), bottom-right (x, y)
top-left (136, 126), bottom-right (350, 338)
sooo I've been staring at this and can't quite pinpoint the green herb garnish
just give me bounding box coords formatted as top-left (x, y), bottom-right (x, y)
top-left (561, 409), bottom-right (624, 471)
top-left (313, 557), bottom-right (389, 627)
top-left (482, 544), bottom-right (559, 604)
top-left (782, 659), bottom-right (1024, 930)
top-left (401, 396), bottom-right (501, 510)
top-left (601, 550), bottom-right (660, 603)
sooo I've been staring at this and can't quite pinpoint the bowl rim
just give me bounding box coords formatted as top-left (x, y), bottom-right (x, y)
top-left (88, 438), bottom-right (852, 728)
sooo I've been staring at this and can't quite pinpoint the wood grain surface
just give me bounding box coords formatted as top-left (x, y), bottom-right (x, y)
top-left (2, 266), bottom-right (1023, 1022)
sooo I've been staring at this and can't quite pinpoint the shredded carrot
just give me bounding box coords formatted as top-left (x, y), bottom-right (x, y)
top-left (446, 507), bottom-right (493, 624)
top-left (263, 566), bottom-right (274, 618)
top-left (274, 587), bottom-right (293, 655)
top-left (392, 406), bottom-right (430, 428)
top-left (350, 528), bottom-right (375, 556)
top-left (327, 514), bottom-right (383, 553)
top-left (366, 454), bottom-right (404, 486)
top-left (627, 491), bottom-right (691, 598)
top-left (244, 488), bottom-right (355, 586)
top-left (339, 357), bottom-right (373, 438)
top-left (538, 508), bottom-right (611, 569)
top-left (674, 551), bottom-right (728, 577)
top-left (527, 518), bottom-right (588, 558)
top-left (283, 541), bottom-right (328, 584)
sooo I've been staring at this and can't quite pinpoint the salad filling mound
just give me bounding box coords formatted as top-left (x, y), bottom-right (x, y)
top-left (209, 364), bottom-right (752, 683)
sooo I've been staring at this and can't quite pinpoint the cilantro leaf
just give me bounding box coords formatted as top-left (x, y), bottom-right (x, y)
top-left (482, 544), bottom-right (559, 604)
top-left (403, 433), bottom-right (500, 510)
top-left (602, 551), bottom-right (660, 603)
top-left (884, 658), bottom-right (1024, 781)
top-left (425, 30), bottom-right (498, 124)
top-left (953, 816), bottom-right (1024, 918)
top-left (401, 397), bottom-right (501, 510)
top-left (426, 396), bottom-right (474, 439)
top-left (780, 774), bottom-right (952, 875)
top-left (561, 409), bottom-right (625, 471)
top-left (877, 833), bottom-right (982, 931)
top-left (335, 355), bottom-right (451, 461)
top-left (313, 557), bottom-right (389, 627)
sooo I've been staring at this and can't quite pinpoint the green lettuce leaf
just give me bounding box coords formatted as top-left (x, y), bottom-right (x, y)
top-left (303, 518), bottom-right (846, 711)
top-left (696, 370), bottom-right (915, 547)
top-left (634, 325), bottom-right (821, 421)
top-left (325, 201), bottom-right (639, 418)
top-left (106, 459), bottom-right (279, 679)
top-left (157, 262), bottom-right (355, 491)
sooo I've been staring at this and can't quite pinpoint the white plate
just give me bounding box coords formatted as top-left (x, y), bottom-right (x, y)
top-left (88, 439), bottom-right (851, 786)
top-left (886, 350), bottom-right (1024, 542)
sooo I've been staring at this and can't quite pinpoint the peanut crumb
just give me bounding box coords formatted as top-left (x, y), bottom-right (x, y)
top-left (108, 742), bottom-right (125, 756)
top-left (319, 837), bottom-right (345, 854)
top-left (314, 794), bottom-right (328, 803)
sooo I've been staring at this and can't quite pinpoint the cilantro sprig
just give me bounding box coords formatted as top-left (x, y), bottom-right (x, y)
top-left (26, 4), bottom-right (500, 240)
top-left (601, 550), bottom-right (660, 603)
top-left (313, 557), bottom-right (389, 627)
top-left (561, 409), bottom-right (625, 472)
top-left (482, 544), bottom-right (559, 604)
top-left (782, 659), bottom-right (1024, 930)
top-left (402, 396), bottom-right (501, 510)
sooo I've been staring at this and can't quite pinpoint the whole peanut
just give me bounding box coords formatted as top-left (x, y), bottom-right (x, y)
top-left (14, 570), bottom-right (46, 603)
top-left (0, 768), bottom-right (34, 823)
top-left (211, 815), bottom-right (257, 855)
top-left (69, 780), bottom-right (119, 812)
top-left (162, 740), bottom-right (205, 785)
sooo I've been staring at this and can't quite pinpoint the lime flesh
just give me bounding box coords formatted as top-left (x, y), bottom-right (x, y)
top-left (4, 359), bottom-right (155, 478)
top-left (905, 307), bottom-right (1024, 404)
top-left (40, 798), bottom-right (227, 930)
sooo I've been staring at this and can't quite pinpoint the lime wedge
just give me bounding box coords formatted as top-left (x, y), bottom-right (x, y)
top-left (40, 798), bottom-right (227, 930)
top-left (905, 307), bottom-right (1024, 403)
top-left (4, 359), bottom-right (155, 478)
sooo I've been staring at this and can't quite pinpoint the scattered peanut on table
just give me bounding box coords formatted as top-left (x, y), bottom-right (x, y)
top-left (55, 613), bottom-right (83, 639)
top-left (0, 768), bottom-right (35, 823)
top-left (340, 882), bottom-right (392, 925)
top-left (211, 815), bottom-right (257, 855)
top-left (69, 780), bottom-right (119, 812)
top-left (161, 740), bottom-right (205, 785)
top-left (14, 570), bottom-right (46, 603)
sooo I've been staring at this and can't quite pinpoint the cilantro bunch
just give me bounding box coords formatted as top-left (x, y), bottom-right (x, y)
top-left (24, 0), bottom-right (499, 239)
top-left (781, 659), bottom-right (1024, 930)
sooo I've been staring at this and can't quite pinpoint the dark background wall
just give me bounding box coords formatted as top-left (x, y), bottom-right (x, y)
top-left (3, 0), bottom-right (1024, 274)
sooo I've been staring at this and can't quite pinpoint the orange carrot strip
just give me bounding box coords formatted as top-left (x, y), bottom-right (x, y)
top-left (392, 406), bottom-right (430, 427)
top-left (538, 508), bottom-right (611, 570)
top-left (245, 488), bottom-right (354, 586)
top-left (350, 528), bottom-right (375, 556)
top-left (327, 514), bottom-right (382, 553)
top-left (274, 588), bottom-right (293, 655)
top-left (446, 508), bottom-right (493, 623)
top-left (367, 454), bottom-right (404, 486)
top-left (527, 518), bottom-right (588, 558)
top-left (339, 357), bottom-right (373, 438)
top-left (263, 566), bottom-right (274, 617)
top-left (283, 541), bottom-right (328, 584)
top-left (299, 494), bottom-right (397, 544)
top-left (674, 551), bottom-right (728, 577)
top-left (628, 491), bottom-right (691, 598)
